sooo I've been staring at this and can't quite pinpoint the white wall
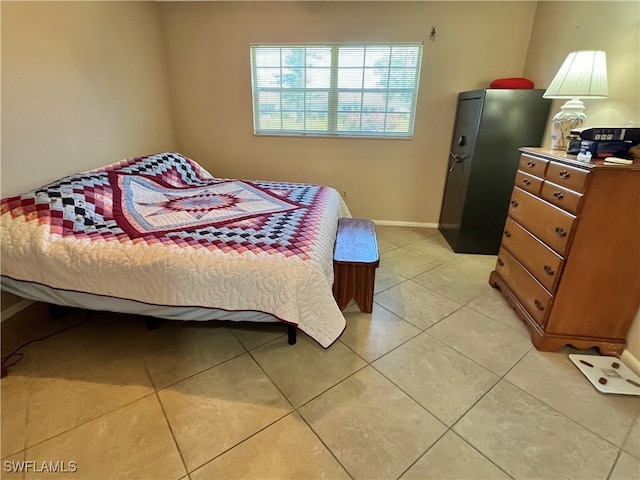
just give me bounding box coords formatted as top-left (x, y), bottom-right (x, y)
top-left (1, 1), bottom-right (177, 198)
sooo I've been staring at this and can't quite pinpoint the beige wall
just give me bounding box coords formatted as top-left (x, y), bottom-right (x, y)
top-left (522, 0), bottom-right (640, 373)
top-left (524, 1), bottom-right (640, 142)
top-left (159, 1), bottom-right (538, 224)
top-left (1, 1), bottom-right (177, 198)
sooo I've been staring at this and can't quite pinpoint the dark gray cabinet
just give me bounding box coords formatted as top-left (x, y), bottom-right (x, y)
top-left (438, 89), bottom-right (551, 254)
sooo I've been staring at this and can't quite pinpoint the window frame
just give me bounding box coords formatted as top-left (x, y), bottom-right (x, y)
top-left (250, 42), bottom-right (423, 139)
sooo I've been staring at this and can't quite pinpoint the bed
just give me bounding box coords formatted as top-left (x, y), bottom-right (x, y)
top-left (1, 152), bottom-right (350, 347)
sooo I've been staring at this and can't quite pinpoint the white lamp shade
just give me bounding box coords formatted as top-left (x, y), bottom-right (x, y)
top-left (543, 51), bottom-right (608, 99)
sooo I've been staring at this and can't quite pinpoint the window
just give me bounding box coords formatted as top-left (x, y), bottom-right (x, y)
top-left (250, 43), bottom-right (423, 138)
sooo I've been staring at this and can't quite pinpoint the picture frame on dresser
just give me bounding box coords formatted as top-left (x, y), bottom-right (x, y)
top-left (489, 147), bottom-right (640, 355)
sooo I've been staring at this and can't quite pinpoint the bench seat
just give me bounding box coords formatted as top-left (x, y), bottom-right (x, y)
top-left (333, 218), bottom-right (380, 313)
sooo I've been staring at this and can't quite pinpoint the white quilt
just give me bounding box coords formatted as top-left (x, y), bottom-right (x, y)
top-left (1, 153), bottom-right (350, 347)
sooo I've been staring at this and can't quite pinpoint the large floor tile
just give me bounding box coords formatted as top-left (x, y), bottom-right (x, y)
top-left (340, 302), bottom-right (420, 362)
top-left (1, 373), bottom-right (28, 457)
top-left (427, 307), bottom-right (531, 376)
top-left (374, 266), bottom-right (406, 294)
top-left (400, 431), bottom-right (510, 480)
top-left (380, 248), bottom-right (441, 279)
top-left (1, 451), bottom-right (26, 480)
top-left (10, 315), bottom-right (154, 448)
top-left (623, 413), bottom-right (640, 458)
top-left (374, 280), bottom-right (462, 330)
top-left (505, 350), bottom-right (640, 447)
top-left (454, 381), bottom-right (619, 480)
top-left (250, 335), bottom-right (366, 407)
top-left (1, 304), bottom-right (88, 357)
top-left (610, 451), bottom-right (640, 480)
top-left (446, 254), bottom-right (498, 276)
top-left (466, 288), bottom-right (528, 335)
top-left (413, 264), bottom-right (492, 304)
top-left (25, 395), bottom-right (186, 480)
top-left (137, 321), bottom-right (245, 390)
top-left (402, 234), bottom-right (460, 265)
top-left (375, 226), bottom-right (438, 249)
top-left (299, 366), bottom-right (446, 479)
top-left (374, 334), bottom-right (499, 426)
top-left (191, 413), bottom-right (350, 480)
top-left (226, 321), bottom-right (286, 351)
top-left (158, 353), bottom-right (291, 471)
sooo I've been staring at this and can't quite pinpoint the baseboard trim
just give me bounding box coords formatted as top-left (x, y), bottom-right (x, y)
top-left (1, 299), bottom-right (35, 322)
top-left (620, 349), bottom-right (640, 377)
top-left (373, 220), bottom-right (439, 229)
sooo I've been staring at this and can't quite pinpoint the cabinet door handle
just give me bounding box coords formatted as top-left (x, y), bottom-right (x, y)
top-left (510, 200), bottom-right (519, 207)
top-left (497, 258), bottom-right (504, 266)
top-left (534, 299), bottom-right (545, 311)
top-left (559, 170), bottom-right (571, 179)
top-left (522, 178), bottom-right (531, 186)
top-left (553, 191), bottom-right (564, 200)
top-left (527, 160), bottom-right (536, 168)
top-left (503, 230), bottom-right (511, 238)
top-left (555, 227), bottom-right (567, 237)
top-left (543, 265), bottom-right (555, 276)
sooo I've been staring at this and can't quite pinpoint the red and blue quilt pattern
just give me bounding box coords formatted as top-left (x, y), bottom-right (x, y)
top-left (1, 153), bottom-right (332, 259)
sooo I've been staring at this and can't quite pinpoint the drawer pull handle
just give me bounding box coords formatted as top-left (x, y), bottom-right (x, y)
top-left (555, 227), bottom-right (567, 237)
top-left (543, 265), bottom-right (555, 276)
top-left (553, 191), bottom-right (564, 200)
top-left (497, 258), bottom-right (504, 267)
top-left (522, 179), bottom-right (531, 186)
top-left (504, 230), bottom-right (511, 238)
top-left (534, 299), bottom-right (545, 311)
top-left (559, 170), bottom-right (571, 179)
top-left (527, 160), bottom-right (536, 167)
top-left (510, 200), bottom-right (519, 207)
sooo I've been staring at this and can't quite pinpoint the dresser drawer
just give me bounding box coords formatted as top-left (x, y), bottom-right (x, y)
top-left (501, 217), bottom-right (564, 292)
top-left (508, 187), bottom-right (577, 255)
top-left (495, 247), bottom-right (552, 327)
top-left (546, 162), bottom-right (589, 193)
top-left (540, 181), bottom-right (583, 215)
top-left (515, 170), bottom-right (543, 195)
top-left (519, 154), bottom-right (548, 177)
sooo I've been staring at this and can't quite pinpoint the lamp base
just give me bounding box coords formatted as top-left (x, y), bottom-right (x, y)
top-left (549, 99), bottom-right (586, 150)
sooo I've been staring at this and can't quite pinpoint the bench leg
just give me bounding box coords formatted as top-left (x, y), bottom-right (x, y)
top-left (333, 264), bottom-right (377, 313)
top-left (353, 267), bottom-right (376, 313)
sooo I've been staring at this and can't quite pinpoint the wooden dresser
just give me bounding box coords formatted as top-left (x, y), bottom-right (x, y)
top-left (490, 147), bottom-right (640, 355)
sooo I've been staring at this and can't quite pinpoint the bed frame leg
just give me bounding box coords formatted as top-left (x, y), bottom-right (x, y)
top-left (48, 304), bottom-right (67, 320)
top-left (287, 325), bottom-right (297, 345)
top-left (145, 317), bottom-right (162, 331)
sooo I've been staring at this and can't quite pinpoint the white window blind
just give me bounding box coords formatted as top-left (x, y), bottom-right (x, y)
top-left (250, 43), bottom-right (423, 138)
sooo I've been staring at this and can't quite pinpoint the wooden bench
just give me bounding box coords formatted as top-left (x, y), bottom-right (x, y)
top-left (333, 218), bottom-right (380, 313)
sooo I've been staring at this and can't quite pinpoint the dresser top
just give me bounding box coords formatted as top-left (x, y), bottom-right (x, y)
top-left (520, 147), bottom-right (640, 171)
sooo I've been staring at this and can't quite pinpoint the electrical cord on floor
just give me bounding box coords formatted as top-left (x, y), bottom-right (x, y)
top-left (1, 311), bottom-right (90, 369)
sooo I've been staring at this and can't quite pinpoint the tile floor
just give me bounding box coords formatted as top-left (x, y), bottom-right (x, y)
top-left (1, 226), bottom-right (639, 480)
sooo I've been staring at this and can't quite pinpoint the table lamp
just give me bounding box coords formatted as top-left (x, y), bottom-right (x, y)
top-left (543, 51), bottom-right (608, 150)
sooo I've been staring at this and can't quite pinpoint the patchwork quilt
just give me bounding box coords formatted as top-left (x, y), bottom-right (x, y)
top-left (1, 152), bottom-right (350, 347)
